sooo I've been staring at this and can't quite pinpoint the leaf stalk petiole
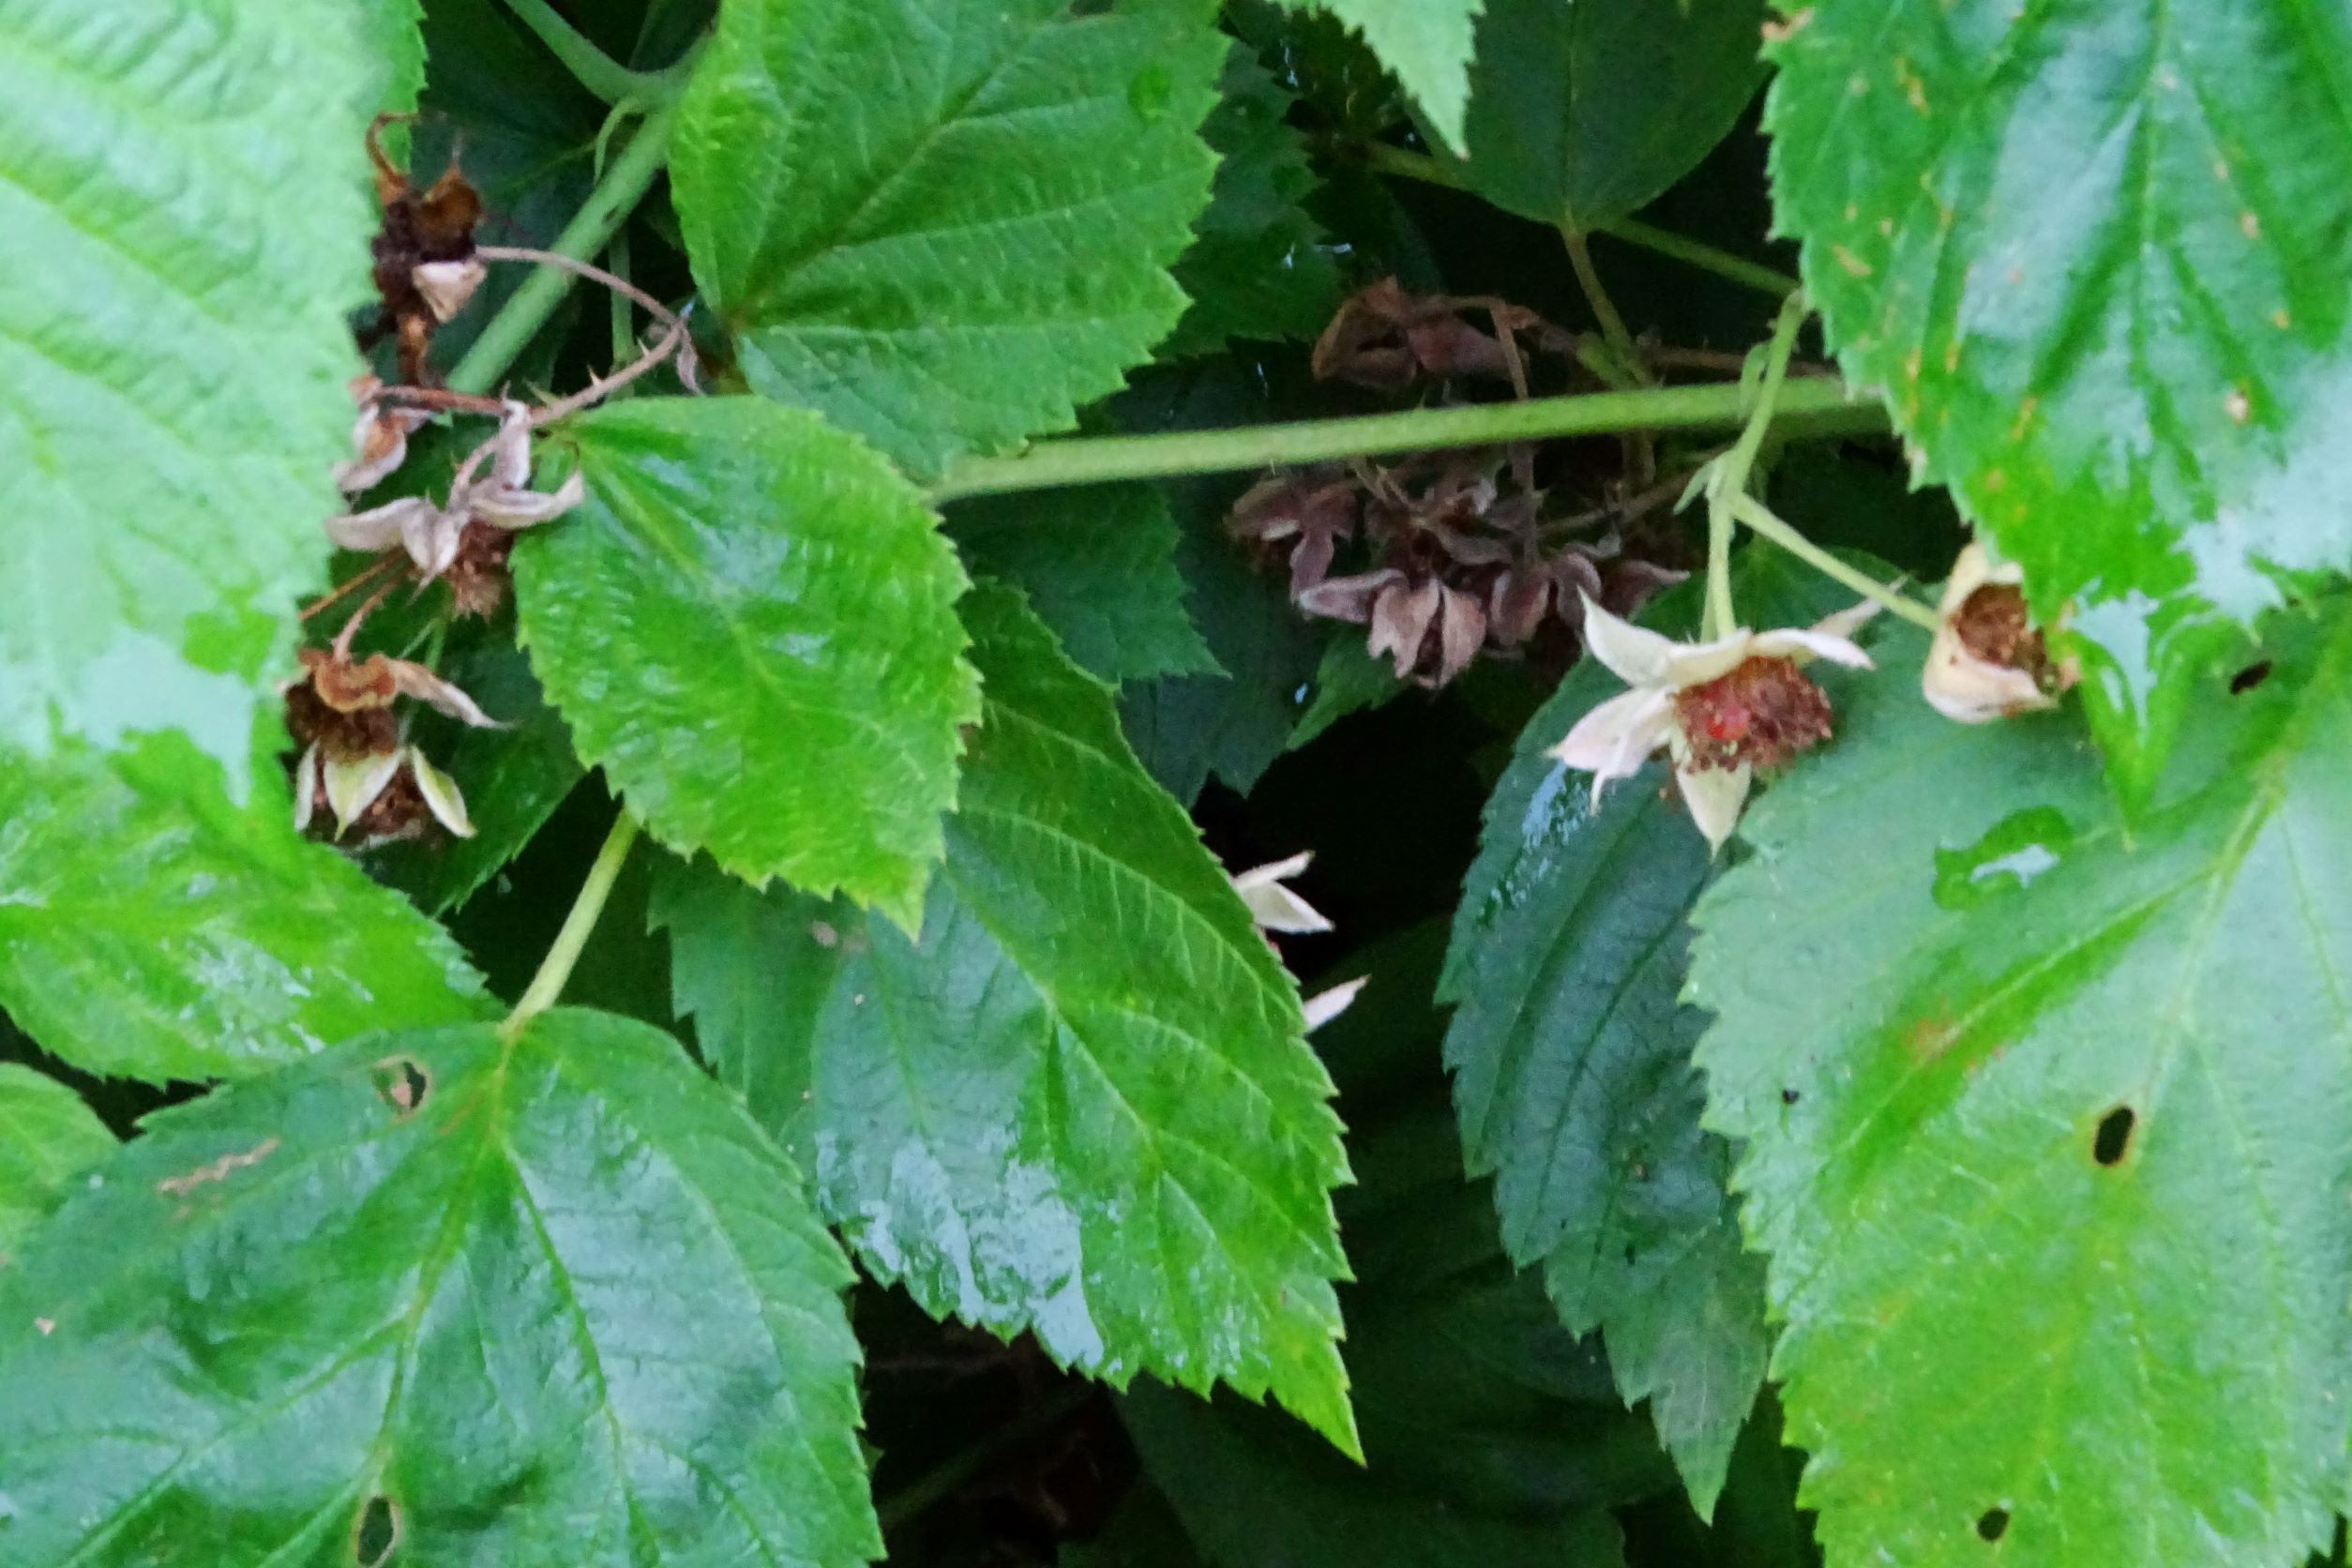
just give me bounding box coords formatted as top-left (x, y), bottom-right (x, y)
top-left (504, 812), bottom-right (641, 1039)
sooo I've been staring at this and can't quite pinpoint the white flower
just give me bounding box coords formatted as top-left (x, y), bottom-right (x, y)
top-left (1229, 852), bottom-right (1362, 1032)
top-left (1232, 852), bottom-right (1334, 934)
top-left (333, 376), bottom-right (432, 494)
top-left (321, 400), bottom-right (583, 580)
top-left (1549, 595), bottom-right (1877, 852)
top-left (1922, 542), bottom-right (2073, 723)
top-left (412, 257), bottom-right (487, 323)
top-left (294, 744), bottom-right (475, 839)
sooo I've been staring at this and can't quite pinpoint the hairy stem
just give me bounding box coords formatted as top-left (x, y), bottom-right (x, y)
top-left (502, 0), bottom-right (664, 104)
top-left (447, 97), bottom-right (682, 397)
top-left (930, 378), bottom-right (1878, 501)
top-left (505, 812), bottom-right (641, 1038)
top-left (1729, 493), bottom-right (1939, 628)
top-left (1359, 144), bottom-right (1801, 298)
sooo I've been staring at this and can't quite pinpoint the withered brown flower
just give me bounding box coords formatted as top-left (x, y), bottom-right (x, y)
top-left (284, 647), bottom-right (498, 844)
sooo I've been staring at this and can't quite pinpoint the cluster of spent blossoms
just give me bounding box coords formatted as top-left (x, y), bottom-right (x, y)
top-left (1230, 455), bottom-right (1686, 688)
top-left (1553, 539), bottom-right (2077, 852)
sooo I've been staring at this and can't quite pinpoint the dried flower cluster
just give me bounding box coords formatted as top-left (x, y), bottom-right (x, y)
top-left (1922, 541), bottom-right (2077, 721)
top-left (362, 114), bottom-right (486, 384)
top-left (285, 646), bottom-right (496, 846)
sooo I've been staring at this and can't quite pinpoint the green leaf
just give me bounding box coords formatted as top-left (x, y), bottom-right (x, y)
top-left (1442, 549), bottom-right (1874, 1514)
top-left (0, 1009), bottom-right (879, 1567)
top-left (1443, 0), bottom-right (1767, 229)
top-left (1763, 1), bottom-right (2352, 788)
top-left (372, 640), bottom-right (585, 914)
top-left (671, 0), bottom-right (1227, 476)
top-left (1689, 606), bottom-right (2352, 1565)
top-left (1164, 48), bottom-right (1345, 356)
top-left (1289, 633), bottom-right (1406, 749)
top-left (0, 1066), bottom-right (113, 1259)
top-left (357, 0), bottom-right (428, 143)
top-left (0, 737), bottom-right (491, 1084)
top-left (654, 584), bottom-right (1356, 1453)
top-left (1268, 0), bottom-right (1484, 156)
top-left (0, 0), bottom-right (377, 782)
top-left (947, 486), bottom-right (1220, 685)
top-left (517, 398), bottom-right (979, 929)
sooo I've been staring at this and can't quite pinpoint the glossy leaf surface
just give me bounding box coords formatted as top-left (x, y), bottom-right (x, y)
top-left (1765, 0), bottom-right (2352, 785)
top-left (1448, 0), bottom-right (1766, 228)
top-left (1441, 551), bottom-right (1859, 1511)
top-left (0, 740), bottom-right (491, 1084)
top-left (671, 0), bottom-right (1225, 475)
top-left (0, 0), bottom-right (374, 782)
top-left (0, 1066), bottom-right (113, 1258)
top-left (948, 486), bottom-right (1218, 685)
top-left (518, 399), bottom-right (978, 929)
top-left (1691, 611), bottom-right (2352, 1565)
top-left (656, 586), bottom-right (1356, 1451)
top-left (0, 1010), bottom-right (878, 1567)
top-left (1268, 0), bottom-right (1483, 155)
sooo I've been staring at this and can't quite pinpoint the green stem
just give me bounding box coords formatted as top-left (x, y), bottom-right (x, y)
top-left (1728, 493), bottom-right (1939, 629)
top-left (447, 96), bottom-right (682, 397)
top-left (505, 812), bottom-right (641, 1039)
top-left (1559, 222), bottom-right (1650, 387)
top-left (1700, 293), bottom-right (1810, 637)
top-left (874, 1385), bottom-right (1095, 1533)
top-left (1359, 144), bottom-right (1799, 299)
top-left (1598, 216), bottom-right (1800, 299)
top-left (502, 0), bottom-right (664, 104)
top-left (931, 378), bottom-right (1878, 501)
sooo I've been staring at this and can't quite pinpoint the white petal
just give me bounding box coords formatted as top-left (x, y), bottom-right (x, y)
top-left (1676, 762), bottom-right (1752, 853)
top-left (1245, 884), bottom-right (1334, 935)
top-left (1921, 626), bottom-right (2057, 722)
top-left (324, 751), bottom-right (401, 836)
top-left (407, 505), bottom-right (464, 577)
top-left (490, 400), bottom-right (535, 490)
top-left (1935, 539), bottom-right (2017, 618)
top-left (1550, 687), bottom-right (1673, 796)
top-left (412, 257), bottom-right (487, 323)
top-left (293, 746), bottom-right (321, 832)
top-left (470, 468), bottom-right (584, 530)
top-left (324, 495), bottom-right (431, 553)
top-left (1302, 976), bottom-right (1367, 1032)
top-left (1749, 624), bottom-right (1877, 670)
top-left (1232, 852), bottom-right (1314, 890)
top-left (406, 749), bottom-right (476, 837)
top-left (1657, 630), bottom-right (1766, 686)
top-left (1577, 594), bottom-right (1684, 686)
top-left (390, 661), bottom-right (503, 728)
top-left (1809, 598), bottom-right (1884, 645)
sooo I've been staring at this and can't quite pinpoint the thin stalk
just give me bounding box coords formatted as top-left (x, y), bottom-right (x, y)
top-left (1704, 483), bottom-right (1737, 639)
top-left (930, 377), bottom-right (1878, 502)
top-left (1559, 222), bottom-right (1651, 386)
top-left (874, 1384), bottom-right (1095, 1534)
top-left (1599, 216), bottom-right (1800, 299)
top-left (505, 813), bottom-right (641, 1038)
top-left (606, 228), bottom-right (636, 362)
top-left (1729, 493), bottom-right (1938, 628)
top-left (502, 0), bottom-right (663, 104)
top-left (447, 97), bottom-right (681, 397)
top-left (1358, 143), bottom-right (1800, 298)
top-left (1699, 292), bottom-right (1809, 637)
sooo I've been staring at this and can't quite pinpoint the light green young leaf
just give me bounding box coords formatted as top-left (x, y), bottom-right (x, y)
top-left (0, 1010), bottom-right (878, 1568)
top-left (1691, 609), bottom-right (2352, 1565)
top-left (1765, 1), bottom-right (2352, 791)
top-left (0, 738), bottom-right (491, 1085)
top-left (1164, 47), bottom-right (1345, 357)
top-left (653, 586), bottom-right (1357, 1453)
top-left (1441, 550), bottom-right (1858, 1515)
top-left (0, 0), bottom-right (376, 783)
top-left (671, 0), bottom-right (1226, 476)
top-left (1269, 0), bottom-right (1484, 155)
top-left (1446, 0), bottom-right (1766, 228)
top-left (0, 1066), bottom-right (113, 1259)
top-left (357, 0), bottom-right (428, 134)
top-left (517, 398), bottom-right (979, 930)
top-left (947, 485), bottom-right (1219, 685)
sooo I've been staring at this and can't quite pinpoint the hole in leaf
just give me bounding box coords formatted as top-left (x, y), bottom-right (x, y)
top-left (371, 1057), bottom-right (430, 1118)
top-left (1780, 1087), bottom-right (1801, 1106)
top-left (2092, 1106), bottom-right (2135, 1167)
top-left (2229, 660), bottom-right (2271, 694)
top-left (1621, 1244), bottom-right (1636, 1265)
top-left (1976, 1507), bottom-right (2009, 1542)
top-left (354, 1495), bottom-right (401, 1567)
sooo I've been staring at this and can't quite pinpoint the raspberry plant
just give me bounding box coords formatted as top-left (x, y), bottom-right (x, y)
top-left (5, 2), bottom-right (2351, 1565)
